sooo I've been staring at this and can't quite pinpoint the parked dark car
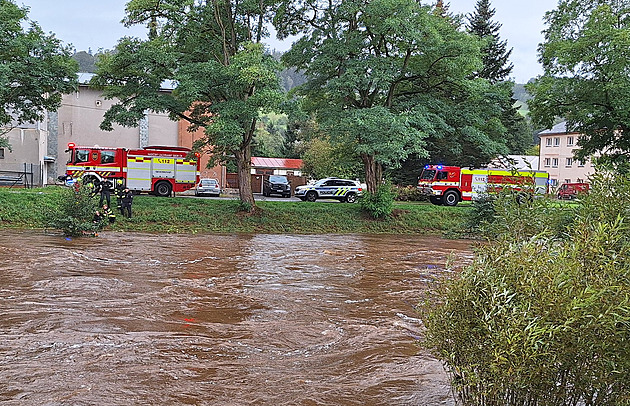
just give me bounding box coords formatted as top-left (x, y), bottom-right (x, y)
top-left (263, 175), bottom-right (291, 197)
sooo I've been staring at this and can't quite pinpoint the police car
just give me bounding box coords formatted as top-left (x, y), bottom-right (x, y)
top-left (294, 177), bottom-right (363, 203)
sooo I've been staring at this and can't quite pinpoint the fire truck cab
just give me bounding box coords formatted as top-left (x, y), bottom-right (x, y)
top-left (65, 144), bottom-right (200, 197)
top-left (418, 165), bottom-right (549, 206)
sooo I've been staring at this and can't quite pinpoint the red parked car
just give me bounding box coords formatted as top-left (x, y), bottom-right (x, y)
top-left (557, 182), bottom-right (589, 200)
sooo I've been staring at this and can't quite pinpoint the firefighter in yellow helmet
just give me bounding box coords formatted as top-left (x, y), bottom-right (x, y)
top-left (114, 179), bottom-right (125, 215)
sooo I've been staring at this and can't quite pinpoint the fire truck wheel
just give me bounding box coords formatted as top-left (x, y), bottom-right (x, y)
top-left (516, 192), bottom-right (532, 205)
top-left (442, 190), bottom-right (459, 207)
top-left (429, 196), bottom-right (443, 205)
top-left (155, 181), bottom-right (173, 197)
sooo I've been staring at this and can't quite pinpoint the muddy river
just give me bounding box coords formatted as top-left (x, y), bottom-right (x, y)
top-left (0, 230), bottom-right (471, 405)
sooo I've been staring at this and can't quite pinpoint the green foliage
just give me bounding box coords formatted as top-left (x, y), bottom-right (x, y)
top-left (43, 185), bottom-right (101, 237)
top-left (392, 185), bottom-right (427, 202)
top-left (92, 0), bottom-right (285, 210)
top-left (279, 0), bottom-right (514, 190)
top-left (299, 136), bottom-right (363, 181)
top-left (419, 172), bottom-right (630, 405)
top-left (466, 0), bottom-right (513, 83)
top-left (0, 0), bottom-right (78, 127)
top-left (528, 1), bottom-right (630, 165)
top-left (0, 187), bottom-right (470, 235)
top-left (360, 182), bottom-right (394, 219)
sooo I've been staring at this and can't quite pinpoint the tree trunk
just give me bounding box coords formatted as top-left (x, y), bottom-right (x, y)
top-left (235, 148), bottom-right (255, 211)
top-left (361, 153), bottom-right (382, 193)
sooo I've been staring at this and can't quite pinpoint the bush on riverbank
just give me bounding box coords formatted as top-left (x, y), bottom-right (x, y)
top-left (360, 182), bottom-right (394, 219)
top-left (419, 172), bottom-right (630, 405)
top-left (43, 184), bottom-right (103, 237)
top-left (0, 186), bottom-right (469, 235)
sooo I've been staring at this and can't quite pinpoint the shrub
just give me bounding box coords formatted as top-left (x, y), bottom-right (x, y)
top-left (393, 185), bottom-right (427, 202)
top-left (43, 184), bottom-right (102, 237)
top-left (418, 172), bottom-right (630, 406)
top-left (360, 182), bottom-right (394, 219)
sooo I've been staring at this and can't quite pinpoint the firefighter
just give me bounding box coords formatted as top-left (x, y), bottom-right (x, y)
top-left (114, 179), bottom-right (125, 214)
top-left (102, 204), bottom-right (116, 224)
top-left (92, 210), bottom-right (104, 225)
top-left (87, 179), bottom-right (98, 198)
top-left (99, 178), bottom-right (113, 207)
top-left (121, 188), bottom-right (134, 218)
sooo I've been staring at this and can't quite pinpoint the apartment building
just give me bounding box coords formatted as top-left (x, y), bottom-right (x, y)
top-left (2, 73), bottom-right (225, 186)
top-left (538, 121), bottom-right (596, 187)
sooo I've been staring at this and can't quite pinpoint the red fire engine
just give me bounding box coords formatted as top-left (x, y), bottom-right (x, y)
top-left (64, 143), bottom-right (200, 196)
top-left (417, 165), bottom-right (550, 206)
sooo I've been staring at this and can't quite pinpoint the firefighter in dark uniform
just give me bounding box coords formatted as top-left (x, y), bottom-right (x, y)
top-left (121, 188), bottom-right (134, 218)
top-left (99, 178), bottom-right (113, 207)
top-left (102, 204), bottom-right (116, 224)
top-left (114, 179), bottom-right (125, 215)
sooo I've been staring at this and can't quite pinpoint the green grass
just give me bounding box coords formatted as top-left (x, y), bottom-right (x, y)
top-left (0, 186), bottom-right (470, 235)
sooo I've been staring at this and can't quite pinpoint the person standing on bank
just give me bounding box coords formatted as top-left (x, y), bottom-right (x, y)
top-left (99, 178), bottom-right (113, 207)
top-left (121, 188), bottom-right (134, 218)
top-left (114, 179), bottom-right (125, 214)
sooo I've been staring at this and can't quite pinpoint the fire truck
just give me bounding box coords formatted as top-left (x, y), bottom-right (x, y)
top-left (64, 143), bottom-right (200, 197)
top-left (417, 165), bottom-right (550, 206)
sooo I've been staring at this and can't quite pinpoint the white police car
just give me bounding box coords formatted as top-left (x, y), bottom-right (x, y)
top-left (294, 177), bottom-right (363, 203)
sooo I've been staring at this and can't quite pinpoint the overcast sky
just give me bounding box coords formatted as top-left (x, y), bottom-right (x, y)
top-left (19, 0), bottom-right (555, 83)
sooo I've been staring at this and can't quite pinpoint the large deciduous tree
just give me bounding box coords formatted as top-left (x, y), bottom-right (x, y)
top-left (0, 0), bottom-right (78, 142)
top-left (276, 0), bottom-right (510, 192)
top-left (92, 0), bottom-right (284, 210)
top-left (528, 0), bottom-right (630, 168)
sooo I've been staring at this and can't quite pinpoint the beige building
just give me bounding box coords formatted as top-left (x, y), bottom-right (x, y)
top-left (538, 122), bottom-right (596, 187)
top-left (1, 73), bottom-right (181, 186)
top-left (49, 73), bottom-right (179, 183)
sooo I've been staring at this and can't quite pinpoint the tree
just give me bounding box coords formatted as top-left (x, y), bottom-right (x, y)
top-left (277, 0), bottom-right (510, 192)
top-left (467, 0), bottom-right (532, 155)
top-left (0, 0), bottom-right (78, 140)
top-left (72, 51), bottom-right (97, 73)
top-left (466, 0), bottom-right (512, 83)
top-left (92, 0), bottom-right (284, 210)
top-left (528, 0), bottom-right (630, 168)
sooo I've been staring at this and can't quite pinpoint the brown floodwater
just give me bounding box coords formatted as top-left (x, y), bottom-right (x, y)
top-left (0, 230), bottom-right (471, 406)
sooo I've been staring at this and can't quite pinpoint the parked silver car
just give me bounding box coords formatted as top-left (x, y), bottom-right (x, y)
top-left (195, 178), bottom-right (221, 197)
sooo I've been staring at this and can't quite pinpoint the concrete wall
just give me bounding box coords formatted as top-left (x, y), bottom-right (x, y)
top-left (177, 120), bottom-right (227, 187)
top-left (0, 127), bottom-right (48, 186)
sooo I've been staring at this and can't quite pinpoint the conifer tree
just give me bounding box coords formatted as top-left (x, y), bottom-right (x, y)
top-left (467, 0), bottom-right (532, 154)
top-left (467, 0), bottom-right (513, 83)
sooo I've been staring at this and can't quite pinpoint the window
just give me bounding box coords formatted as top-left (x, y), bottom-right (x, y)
top-left (0, 148), bottom-right (4, 159)
top-left (552, 158), bottom-right (558, 167)
top-left (546, 138), bottom-right (552, 147)
top-left (101, 150), bottom-right (116, 164)
top-left (554, 137), bottom-right (561, 146)
top-left (567, 136), bottom-right (574, 146)
top-left (75, 149), bottom-right (90, 163)
top-left (565, 179), bottom-right (571, 184)
top-left (544, 158), bottom-right (551, 167)
top-left (566, 157), bottom-right (573, 167)
top-left (550, 178), bottom-right (558, 187)
top-left (578, 160), bottom-right (585, 167)
top-left (437, 171), bottom-right (449, 180)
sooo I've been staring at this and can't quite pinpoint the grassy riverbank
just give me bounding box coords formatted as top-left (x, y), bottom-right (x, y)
top-left (0, 187), bottom-right (470, 235)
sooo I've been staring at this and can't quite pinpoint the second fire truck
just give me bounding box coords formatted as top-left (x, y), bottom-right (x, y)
top-left (64, 143), bottom-right (200, 197)
top-left (417, 165), bottom-right (550, 206)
